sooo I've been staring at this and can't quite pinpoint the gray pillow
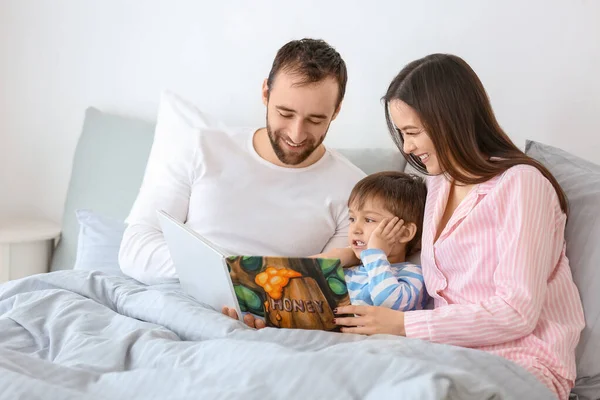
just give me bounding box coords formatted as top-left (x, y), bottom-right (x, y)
top-left (335, 148), bottom-right (406, 175)
top-left (73, 209), bottom-right (126, 276)
top-left (525, 140), bottom-right (600, 400)
top-left (50, 108), bottom-right (155, 271)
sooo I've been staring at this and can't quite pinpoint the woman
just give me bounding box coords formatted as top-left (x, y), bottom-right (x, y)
top-left (334, 54), bottom-right (585, 399)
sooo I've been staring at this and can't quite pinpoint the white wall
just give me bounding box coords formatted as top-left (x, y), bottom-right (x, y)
top-left (1, 0), bottom-right (599, 222)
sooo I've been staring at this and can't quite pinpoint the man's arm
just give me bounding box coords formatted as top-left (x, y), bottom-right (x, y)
top-left (314, 204), bottom-right (360, 266)
top-left (310, 247), bottom-right (358, 267)
top-left (119, 92), bottom-right (203, 285)
top-left (321, 200), bottom-right (352, 252)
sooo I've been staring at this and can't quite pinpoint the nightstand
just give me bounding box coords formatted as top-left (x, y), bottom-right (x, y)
top-left (0, 218), bottom-right (61, 283)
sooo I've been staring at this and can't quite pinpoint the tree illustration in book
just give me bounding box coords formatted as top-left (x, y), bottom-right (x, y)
top-left (226, 256), bottom-right (350, 331)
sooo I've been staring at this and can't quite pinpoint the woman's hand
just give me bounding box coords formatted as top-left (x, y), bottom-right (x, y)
top-left (334, 305), bottom-right (406, 336)
top-left (221, 307), bottom-right (266, 329)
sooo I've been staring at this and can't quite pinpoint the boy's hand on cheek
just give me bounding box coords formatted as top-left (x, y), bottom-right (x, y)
top-left (367, 217), bottom-right (404, 256)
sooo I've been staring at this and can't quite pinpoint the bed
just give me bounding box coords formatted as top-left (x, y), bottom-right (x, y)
top-left (0, 106), bottom-right (598, 399)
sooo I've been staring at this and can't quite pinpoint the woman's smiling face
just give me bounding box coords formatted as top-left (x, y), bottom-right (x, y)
top-left (389, 99), bottom-right (441, 175)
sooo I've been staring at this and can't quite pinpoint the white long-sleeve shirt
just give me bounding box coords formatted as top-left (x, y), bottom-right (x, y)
top-left (119, 92), bottom-right (365, 285)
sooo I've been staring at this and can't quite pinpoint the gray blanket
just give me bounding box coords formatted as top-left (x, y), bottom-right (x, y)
top-left (0, 270), bottom-right (556, 399)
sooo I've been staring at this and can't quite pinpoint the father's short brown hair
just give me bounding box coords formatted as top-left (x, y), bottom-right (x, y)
top-left (266, 38), bottom-right (347, 108)
top-left (348, 171), bottom-right (427, 255)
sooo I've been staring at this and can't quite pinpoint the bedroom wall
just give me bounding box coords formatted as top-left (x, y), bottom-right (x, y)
top-left (0, 0), bottom-right (599, 222)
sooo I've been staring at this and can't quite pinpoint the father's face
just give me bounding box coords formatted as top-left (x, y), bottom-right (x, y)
top-left (263, 71), bottom-right (341, 166)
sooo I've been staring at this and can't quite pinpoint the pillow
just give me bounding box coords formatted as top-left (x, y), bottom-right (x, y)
top-left (335, 148), bottom-right (407, 175)
top-left (50, 107), bottom-right (155, 272)
top-left (525, 140), bottom-right (600, 399)
top-left (74, 209), bottom-right (126, 276)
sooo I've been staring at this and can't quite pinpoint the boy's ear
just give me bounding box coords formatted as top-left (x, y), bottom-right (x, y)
top-left (398, 222), bottom-right (417, 245)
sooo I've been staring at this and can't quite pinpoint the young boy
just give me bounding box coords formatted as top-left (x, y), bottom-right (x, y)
top-left (222, 171), bottom-right (428, 327)
top-left (340, 171), bottom-right (428, 311)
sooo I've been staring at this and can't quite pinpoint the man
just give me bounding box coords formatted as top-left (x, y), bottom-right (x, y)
top-left (119, 38), bottom-right (366, 285)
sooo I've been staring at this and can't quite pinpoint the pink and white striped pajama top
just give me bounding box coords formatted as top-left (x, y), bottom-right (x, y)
top-left (404, 165), bottom-right (585, 399)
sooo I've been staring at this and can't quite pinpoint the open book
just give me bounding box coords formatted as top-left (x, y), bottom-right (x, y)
top-left (157, 210), bottom-right (350, 331)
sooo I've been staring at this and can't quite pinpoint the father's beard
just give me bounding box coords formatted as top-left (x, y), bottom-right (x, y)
top-left (266, 123), bottom-right (327, 166)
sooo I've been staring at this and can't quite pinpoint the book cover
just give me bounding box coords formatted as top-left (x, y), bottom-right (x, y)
top-left (226, 256), bottom-right (350, 331)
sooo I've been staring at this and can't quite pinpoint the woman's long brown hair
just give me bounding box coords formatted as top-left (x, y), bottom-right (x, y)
top-left (383, 53), bottom-right (568, 214)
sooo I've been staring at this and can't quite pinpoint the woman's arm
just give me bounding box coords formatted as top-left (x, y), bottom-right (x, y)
top-left (337, 168), bottom-right (569, 341)
top-left (404, 167), bottom-right (565, 346)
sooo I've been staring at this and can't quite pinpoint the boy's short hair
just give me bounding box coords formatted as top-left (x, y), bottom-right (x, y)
top-left (348, 171), bottom-right (427, 255)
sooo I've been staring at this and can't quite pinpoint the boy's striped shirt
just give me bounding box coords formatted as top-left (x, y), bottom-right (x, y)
top-left (344, 248), bottom-right (427, 311)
